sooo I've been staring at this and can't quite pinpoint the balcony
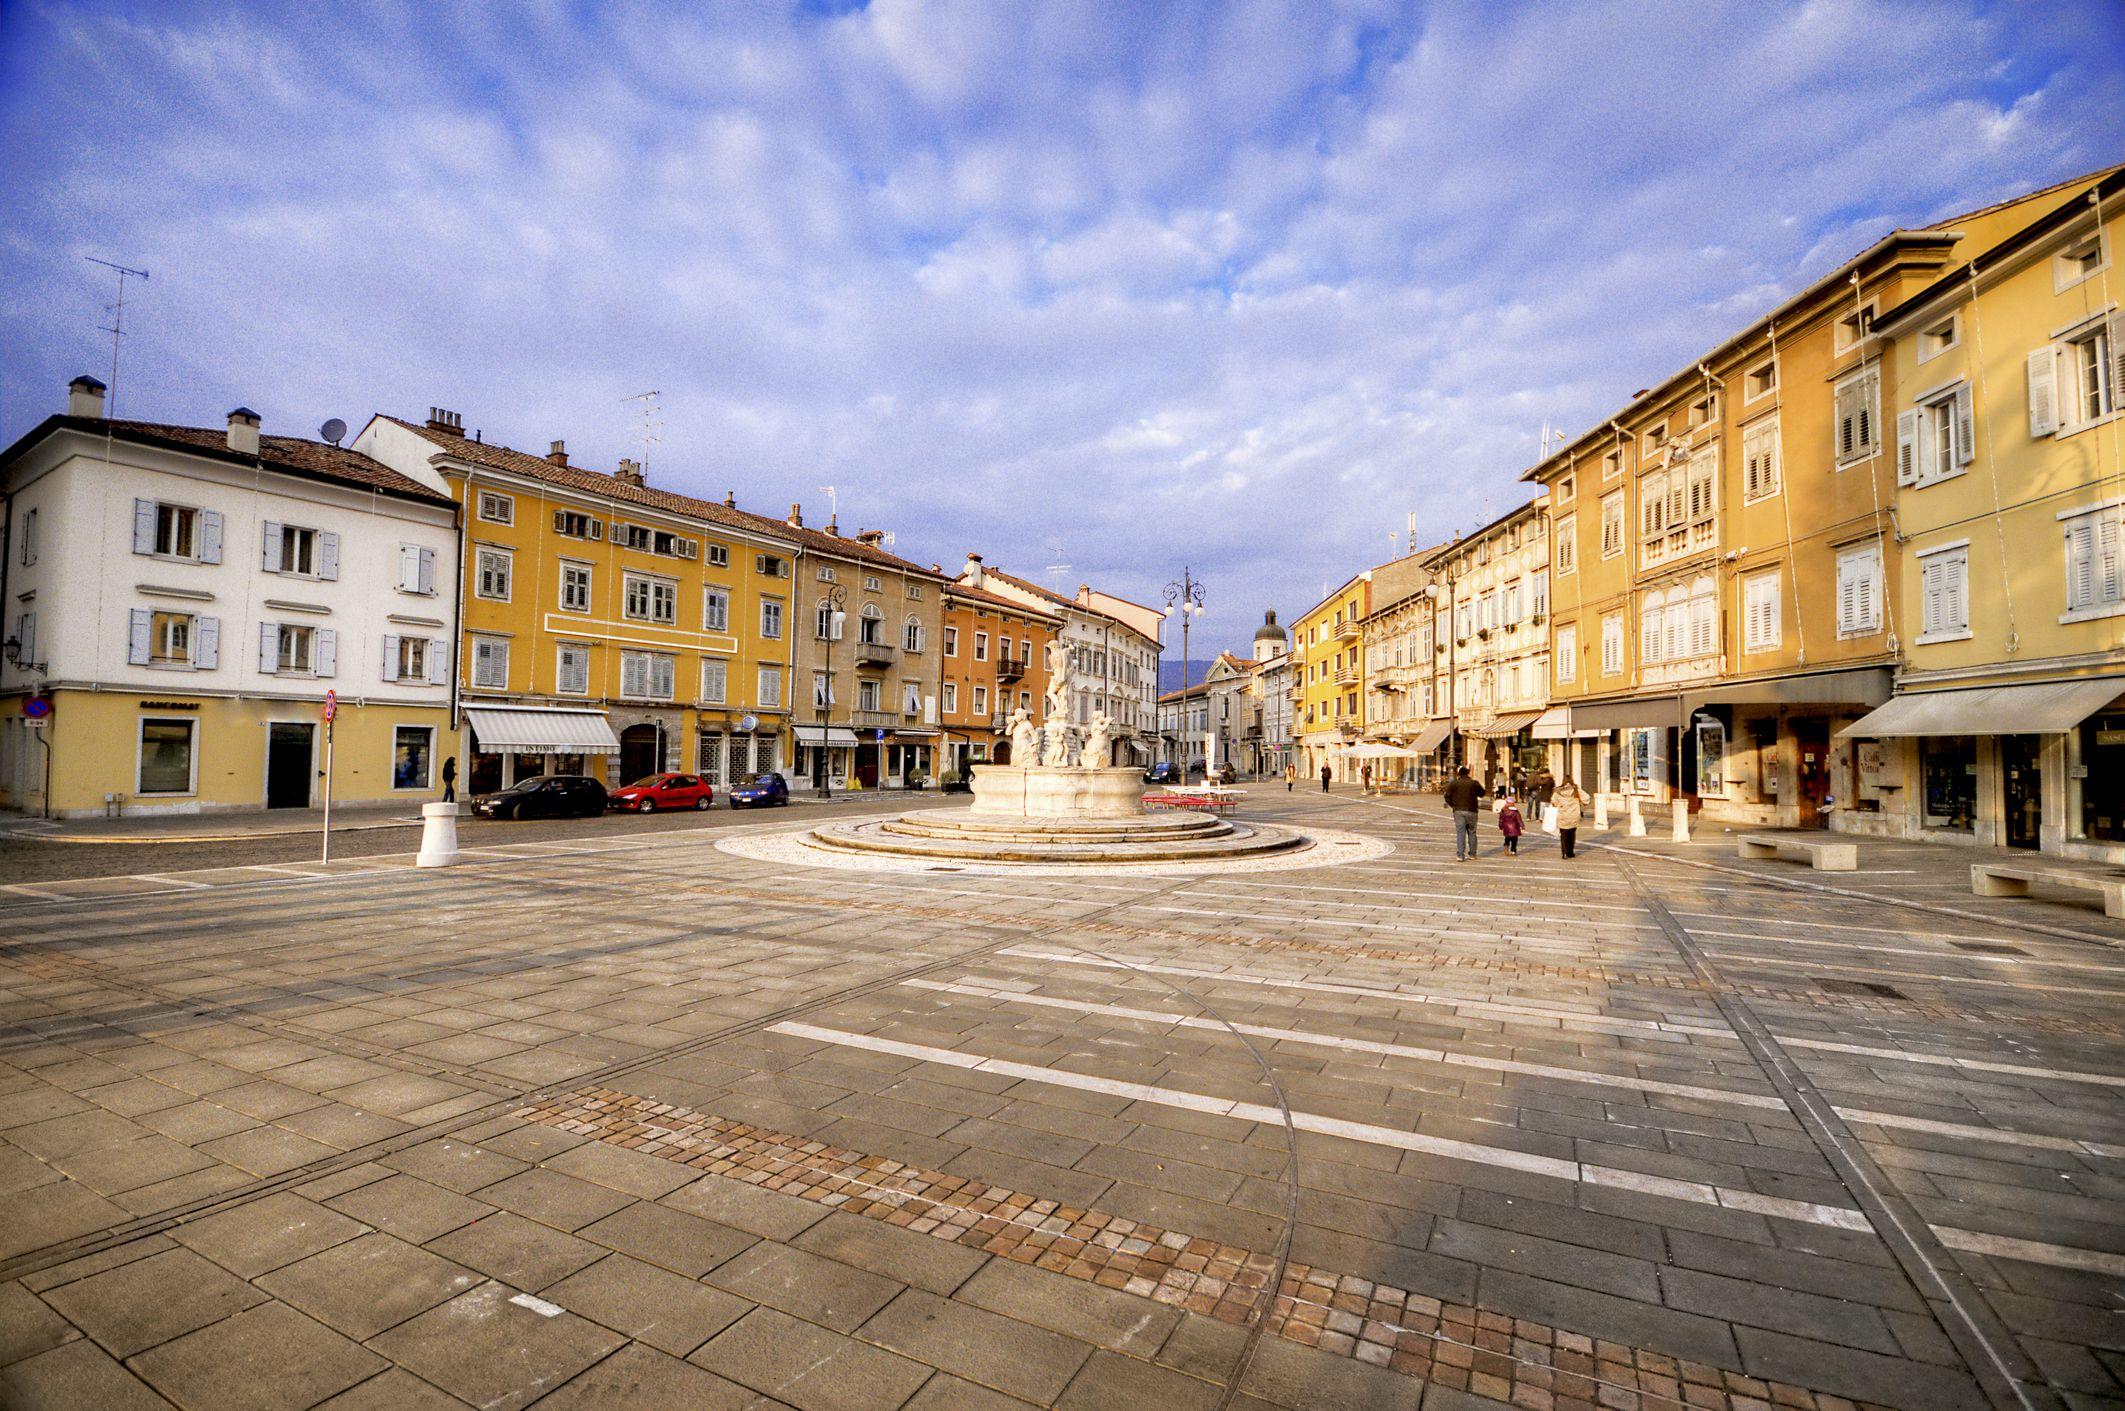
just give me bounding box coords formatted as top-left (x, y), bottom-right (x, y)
top-left (850, 708), bottom-right (898, 731)
top-left (1333, 621), bottom-right (1359, 643)
top-left (1333, 665), bottom-right (1357, 685)
top-left (996, 656), bottom-right (1025, 683)
top-left (853, 638), bottom-right (895, 668)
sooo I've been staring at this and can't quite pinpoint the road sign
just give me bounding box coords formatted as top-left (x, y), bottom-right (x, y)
top-left (22, 697), bottom-right (51, 720)
top-left (24, 715), bottom-right (46, 730)
top-left (874, 729), bottom-right (886, 742)
top-left (322, 690), bottom-right (337, 722)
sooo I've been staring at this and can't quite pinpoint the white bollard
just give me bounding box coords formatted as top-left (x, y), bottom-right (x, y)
top-left (1670, 803), bottom-right (1691, 843)
top-left (1626, 797), bottom-right (1647, 837)
top-left (416, 801), bottom-right (462, 867)
top-left (1593, 793), bottom-right (1610, 829)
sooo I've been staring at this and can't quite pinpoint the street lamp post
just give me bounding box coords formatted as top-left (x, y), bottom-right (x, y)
top-left (1163, 568), bottom-right (1206, 773)
top-left (1427, 570), bottom-right (1459, 779)
top-left (815, 585), bottom-right (846, 798)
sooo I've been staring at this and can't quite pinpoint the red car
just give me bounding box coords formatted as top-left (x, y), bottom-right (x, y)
top-left (608, 773), bottom-right (715, 812)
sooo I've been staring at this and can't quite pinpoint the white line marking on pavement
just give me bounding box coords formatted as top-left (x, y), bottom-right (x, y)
top-left (1934, 1226), bottom-right (2125, 1278)
top-left (509, 1293), bottom-right (566, 1317)
top-left (1772, 1037), bottom-right (2125, 1090)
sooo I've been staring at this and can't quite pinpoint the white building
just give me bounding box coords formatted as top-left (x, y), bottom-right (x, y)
top-left (1, 378), bottom-right (458, 817)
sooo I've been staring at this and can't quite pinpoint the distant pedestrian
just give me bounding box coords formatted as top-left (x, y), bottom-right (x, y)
top-left (1320, 764), bottom-right (1332, 793)
top-left (1443, 765), bottom-right (1486, 861)
top-left (1361, 764), bottom-right (1374, 793)
top-left (1552, 777), bottom-right (1586, 859)
top-left (1285, 763), bottom-right (1296, 792)
top-left (441, 755), bottom-right (457, 803)
top-left (1532, 767), bottom-right (1555, 811)
top-left (1498, 796), bottom-right (1524, 855)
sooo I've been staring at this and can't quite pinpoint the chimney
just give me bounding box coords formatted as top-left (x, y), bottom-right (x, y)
top-left (788, 503), bottom-right (803, 527)
top-left (546, 439), bottom-right (569, 467)
top-left (827, 513), bottom-right (840, 535)
top-left (855, 529), bottom-right (884, 547)
top-left (615, 457), bottom-right (644, 486)
top-left (67, 375), bottom-right (107, 419)
top-left (724, 491), bottom-right (736, 507)
top-left (424, 407), bottom-right (464, 435)
top-left (226, 407), bottom-right (262, 456)
top-left (963, 552), bottom-right (983, 586)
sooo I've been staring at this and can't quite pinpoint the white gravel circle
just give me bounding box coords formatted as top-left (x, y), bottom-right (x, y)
top-left (715, 821), bottom-right (1393, 876)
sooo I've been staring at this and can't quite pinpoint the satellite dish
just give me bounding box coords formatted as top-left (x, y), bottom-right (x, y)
top-left (319, 418), bottom-right (347, 446)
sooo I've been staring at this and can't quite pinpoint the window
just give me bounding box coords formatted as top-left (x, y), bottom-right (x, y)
top-left (1741, 416), bottom-right (1781, 502)
top-left (621, 650), bottom-right (675, 701)
top-left (1836, 543), bottom-right (1883, 636)
top-left (2062, 504), bottom-right (2124, 618)
top-left (478, 491), bottom-right (513, 524)
top-left (1919, 546), bottom-right (1971, 640)
top-left (942, 683), bottom-right (957, 714)
top-left (1897, 385), bottom-right (1973, 487)
top-left (757, 666), bottom-right (783, 708)
top-left (138, 718), bottom-right (195, 795)
top-left (944, 626), bottom-right (959, 656)
top-left (1918, 314), bottom-right (1960, 363)
top-left (706, 543), bottom-right (729, 567)
top-left (1742, 571), bottom-right (1782, 653)
top-left (760, 598), bottom-right (783, 639)
top-left (1601, 451), bottom-right (1620, 480)
top-left (1686, 392), bottom-right (1717, 429)
top-left (815, 600), bottom-right (843, 640)
top-left (265, 523), bottom-right (335, 578)
top-left (817, 565), bottom-right (838, 582)
top-left (1744, 361), bottom-right (1776, 402)
top-left (973, 631), bottom-right (989, 661)
top-left (476, 546), bottom-right (512, 600)
top-left (813, 671), bottom-right (833, 709)
top-left (18, 506), bottom-right (37, 566)
top-left (902, 680), bottom-right (922, 716)
top-left (703, 587), bottom-right (729, 632)
top-left (1555, 473), bottom-right (1575, 506)
top-left (1834, 302), bottom-right (1875, 355)
top-left (552, 509), bottom-right (601, 540)
top-left (395, 544), bottom-right (438, 596)
top-left (701, 658), bottom-right (728, 704)
top-left (136, 500), bottom-right (219, 562)
top-left (151, 611), bottom-right (194, 665)
top-left (560, 562), bottom-right (592, 613)
top-left (972, 685), bottom-right (989, 715)
top-left (1600, 493), bottom-right (1624, 559)
top-left (389, 635), bottom-right (430, 682)
top-left (756, 553), bottom-right (789, 578)
top-left (858, 604), bottom-right (885, 644)
top-left (903, 618), bottom-right (925, 653)
top-left (274, 624), bottom-right (316, 674)
top-left (1833, 365), bottom-right (1881, 465)
top-left (863, 574), bottom-right (882, 592)
top-left (1555, 623), bottom-right (1577, 681)
top-left (557, 644), bottom-right (589, 695)
top-left (907, 583), bottom-right (924, 600)
top-left (472, 636), bottom-right (509, 689)
top-left (392, 726), bottom-right (434, 789)
top-left (623, 573), bottom-right (677, 624)
top-left (2055, 230), bottom-right (2106, 293)
top-left (857, 680), bottom-right (881, 712)
top-left (127, 608), bottom-right (216, 669)
top-left (1601, 615), bottom-right (1623, 676)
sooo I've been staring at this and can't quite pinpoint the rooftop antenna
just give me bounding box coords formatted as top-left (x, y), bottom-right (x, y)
top-left (819, 486), bottom-right (837, 526)
top-left (85, 256), bottom-right (149, 419)
top-left (1044, 541), bottom-right (1070, 579)
top-left (1407, 510), bottom-right (1417, 552)
top-left (622, 389), bottom-right (662, 474)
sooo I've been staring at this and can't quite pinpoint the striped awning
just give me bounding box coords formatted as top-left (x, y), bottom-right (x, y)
top-left (1460, 710), bottom-right (1543, 739)
top-left (464, 707), bottom-right (621, 754)
top-left (1411, 721), bottom-right (1453, 752)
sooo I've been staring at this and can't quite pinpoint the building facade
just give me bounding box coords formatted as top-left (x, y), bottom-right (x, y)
top-left (957, 559), bottom-right (1160, 764)
top-left (1842, 174), bottom-right (2125, 861)
top-left (1360, 584), bottom-right (1441, 785)
top-left (356, 411), bottom-right (799, 795)
top-left (1242, 609), bottom-right (1291, 776)
top-left (1423, 502), bottom-right (1550, 792)
top-left (938, 578), bottom-right (1058, 775)
top-left (1, 383), bottom-right (457, 817)
top-left (1294, 556), bottom-right (1432, 783)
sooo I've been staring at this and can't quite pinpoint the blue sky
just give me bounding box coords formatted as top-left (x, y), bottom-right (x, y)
top-left (4, 0), bottom-right (2121, 653)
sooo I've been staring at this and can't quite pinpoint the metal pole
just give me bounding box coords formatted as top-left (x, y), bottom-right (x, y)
top-left (321, 716), bottom-right (335, 865)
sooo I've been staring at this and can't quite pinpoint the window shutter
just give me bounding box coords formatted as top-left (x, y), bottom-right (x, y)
top-left (128, 608), bottom-right (151, 665)
top-left (381, 634), bottom-right (400, 680)
top-left (1947, 555), bottom-right (1968, 631)
top-left (621, 653), bottom-right (644, 698)
top-left (426, 640), bottom-right (449, 686)
top-left (419, 547), bottom-right (436, 595)
top-left (1952, 386), bottom-right (1975, 465)
top-left (15, 612), bottom-right (31, 666)
top-left (262, 521), bottom-right (282, 571)
top-left (2097, 514), bottom-right (2123, 606)
top-left (1895, 410), bottom-right (1921, 485)
top-left (1920, 560), bottom-right (1942, 635)
top-left (397, 545), bottom-right (417, 592)
top-left (1837, 557), bottom-right (1856, 632)
top-left (195, 616), bottom-right (218, 669)
top-left (259, 623), bottom-right (278, 674)
top-left (2027, 347), bottom-right (2058, 438)
top-left (134, 499), bottom-right (157, 555)
top-left (1834, 381), bottom-right (1856, 459)
top-left (199, 511), bottom-right (224, 564)
top-left (318, 532), bottom-right (340, 581)
top-left (553, 509), bottom-right (567, 533)
top-left (314, 628), bottom-right (337, 677)
top-left (2110, 314), bottom-right (2125, 412)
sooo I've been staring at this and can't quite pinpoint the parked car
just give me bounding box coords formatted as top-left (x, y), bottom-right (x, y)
top-left (1144, 762), bottom-right (1181, 785)
top-left (608, 773), bottom-right (715, 812)
top-left (470, 774), bottom-right (609, 820)
top-left (728, 772), bottom-right (791, 808)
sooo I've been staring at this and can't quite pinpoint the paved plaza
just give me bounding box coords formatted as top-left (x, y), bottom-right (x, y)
top-left (0, 792), bottom-right (2120, 1411)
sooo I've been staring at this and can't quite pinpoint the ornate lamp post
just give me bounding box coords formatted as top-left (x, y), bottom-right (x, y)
top-left (815, 585), bottom-right (846, 797)
top-left (1163, 569), bottom-right (1206, 771)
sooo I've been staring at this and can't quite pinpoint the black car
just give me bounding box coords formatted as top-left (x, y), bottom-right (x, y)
top-left (470, 774), bottom-right (609, 820)
top-left (1144, 762), bottom-right (1181, 785)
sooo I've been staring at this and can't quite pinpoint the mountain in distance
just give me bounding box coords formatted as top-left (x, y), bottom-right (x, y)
top-left (1158, 659), bottom-right (1219, 695)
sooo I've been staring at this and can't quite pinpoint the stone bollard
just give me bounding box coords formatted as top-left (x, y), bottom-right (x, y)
top-left (1593, 793), bottom-right (1610, 829)
top-left (416, 801), bottom-right (462, 868)
top-left (1671, 803), bottom-right (1691, 843)
top-left (1626, 797), bottom-right (1647, 837)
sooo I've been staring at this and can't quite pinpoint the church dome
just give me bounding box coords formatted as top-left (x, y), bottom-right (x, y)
top-left (1253, 609), bottom-right (1288, 656)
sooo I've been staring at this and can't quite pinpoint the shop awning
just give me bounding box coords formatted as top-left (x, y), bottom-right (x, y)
top-left (1838, 679), bottom-right (2124, 739)
top-left (1532, 708), bottom-right (1572, 740)
top-left (1566, 696), bottom-right (1683, 731)
top-left (1685, 666), bottom-right (1891, 714)
top-left (1461, 710), bottom-right (1543, 739)
top-left (1412, 721), bottom-right (1453, 753)
top-left (794, 726), bottom-right (862, 747)
top-left (1338, 742), bottom-right (1422, 759)
top-left (464, 707), bottom-right (620, 754)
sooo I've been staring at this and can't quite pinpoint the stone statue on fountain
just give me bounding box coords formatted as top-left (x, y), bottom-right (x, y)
top-left (1079, 712), bottom-right (1114, 770)
top-left (1006, 706), bottom-right (1040, 765)
top-left (1040, 640), bottom-right (1077, 767)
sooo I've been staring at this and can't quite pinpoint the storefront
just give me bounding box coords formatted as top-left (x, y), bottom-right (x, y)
top-left (794, 725), bottom-right (859, 792)
top-left (463, 706), bottom-right (621, 793)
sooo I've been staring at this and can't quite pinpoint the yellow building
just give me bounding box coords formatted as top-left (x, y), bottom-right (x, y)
top-left (1295, 555), bottom-right (1431, 784)
top-left (1843, 171), bottom-right (2125, 862)
top-left (1526, 169), bottom-right (2107, 831)
top-left (355, 411), bottom-right (803, 794)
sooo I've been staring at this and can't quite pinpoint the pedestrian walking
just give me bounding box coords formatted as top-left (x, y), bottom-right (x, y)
top-left (1552, 777), bottom-right (1585, 859)
top-left (1361, 764), bottom-right (1373, 794)
top-left (1285, 763), bottom-right (1296, 792)
top-left (441, 755), bottom-right (458, 803)
top-left (1320, 764), bottom-right (1332, 793)
top-left (1498, 795), bottom-right (1524, 855)
top-left (1532, 766), bottom-right (1555, 811)
top-left (1443, 765), bottom-right (1485, 861)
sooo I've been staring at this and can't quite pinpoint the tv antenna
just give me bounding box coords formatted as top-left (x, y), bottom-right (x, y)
top-left (622, 390), bottom-right (662, 473)
top-left (819, 486), bottom-right (838, 526)
top-left (1044, 541), bottom-right (1070, 579)
top-left (86, 256), bottom-right (149, 419)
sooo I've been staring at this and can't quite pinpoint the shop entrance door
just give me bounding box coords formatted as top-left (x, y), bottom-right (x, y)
top-left (266, 723), bottom-right (313, 809)
top-left (618, 725), bottom-right (661, 786)
top-left (2002, 734), bottom-right (2042, 850)
top-left (1793, 719), bottom-right (1830, 828)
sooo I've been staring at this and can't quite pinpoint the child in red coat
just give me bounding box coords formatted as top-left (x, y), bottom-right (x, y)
top-left (1498, 796), bottom-right (1524, 855)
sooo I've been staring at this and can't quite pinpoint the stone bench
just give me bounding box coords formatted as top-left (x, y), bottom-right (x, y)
top-left (1971, 863), bottom-right (2125, 919)
top-left (1736, 833), bottom-right (1858, 871)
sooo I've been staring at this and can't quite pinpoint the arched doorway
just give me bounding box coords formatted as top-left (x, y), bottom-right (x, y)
top-left (618, 724), bottom-right (662, 786)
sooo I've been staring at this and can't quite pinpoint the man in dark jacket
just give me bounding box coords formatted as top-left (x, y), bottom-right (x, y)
top-left (1320, 764), bottom-right (1332, 792)
top-left (1443, 765), bottom-right (1486, 861)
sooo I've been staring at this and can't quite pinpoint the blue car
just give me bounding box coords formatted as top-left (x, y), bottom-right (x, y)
top-left (728, 771), bottom-right (790, 808)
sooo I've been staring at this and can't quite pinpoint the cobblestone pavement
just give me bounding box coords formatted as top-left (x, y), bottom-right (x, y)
top-left (0, 789), bottom-right (2118, 1410)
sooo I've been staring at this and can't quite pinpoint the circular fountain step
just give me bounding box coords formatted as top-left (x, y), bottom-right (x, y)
top-left (806, 809), bottom-right (1309, 864)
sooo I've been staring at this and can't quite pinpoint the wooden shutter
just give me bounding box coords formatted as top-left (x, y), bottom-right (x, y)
top-left (199, 511), bottom-right (223, 564)
top-left (1952, 385), bottom-right (1975, 465)
top-left (1945, 555), bottom-right (1968, 632)
top-left (381, 634), bottom-right (400, 681)
top-left (426, 640), bottom-right (449, 687)
top-left (133, 499), bottom-right (156, 555)
top-left (1835, 380), bottom-right (1857, 459)
top-left (2027, 347), bottom-right (2058, 437)
top-left (1920, 559), bottom-right (1943, 635)
top-left (1895, 410), bottom-right (1921, 485)
top-left (16, 612), bottom-right (33, 667)
top-left (261, 521), bottom-right (282, 571)
top-left (128, 608), bottom-right (152, 665)
top-left (621, 652), bottom-right (645, 698)
top-left (259, 623), bottom-right (278, 674)
top-left (2110, 314), bottom-right (2125, 413)
top-left (2097, 514), bottom-right (2123, 606)
top-left (318, 532), bottom-right (340, 581)
top-left (315, 628), bottom-right (337, 678)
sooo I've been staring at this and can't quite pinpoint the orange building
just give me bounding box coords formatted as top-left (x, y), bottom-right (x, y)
top-left (938, 581), bottom-right (1060, 776)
